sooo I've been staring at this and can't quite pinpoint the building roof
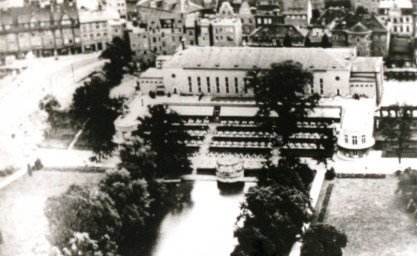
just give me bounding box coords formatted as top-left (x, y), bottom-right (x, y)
top-left (164, 46), bottom-right (357, 71)
top-left (249, 24), bottom-right (305, 38)
top-left (379, 0), bottom-right (412, 9)
top-left (315, 7), bottom-right (350, 26)
top-left (351, 57), bottom-right (383, 72)
top-left (136, 0), bottom-right (203, 13)
top-left (347, 22), bottom-right (371, 33)
top-left (79, 9), bottom-right (120, 23)
top-left (332, 13), bottom-right (388, 33)
top-left (139, 68), bottom-right (164, 79)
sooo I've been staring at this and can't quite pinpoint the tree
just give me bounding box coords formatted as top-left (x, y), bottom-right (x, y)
top-left (320, 34), bottom-right (332, 48)
top-left (133, 105), bottom-right (192, 178)
top-left (39, 94), bottom-right (62, 131)
top-left (313, 131), bottom-right (337, 167)
top-left (301, 224), bottom-right (347, 256)
top-left (356, 6), bottom-right (368, 15)
top-left (62, 232), bottom-right (119, 256)
top-left (70, 76), bottom-right (124, 161)
top-left (246, 61), bottom-right (320, 144)
top-left (258, 157), bottom-right (315, 192)
top-left (99, 169), bottom-right (151, 241)
top-left (118, 138), bottom-right (158, 180)
top-left (304, 36), bottom-right (312, 47)
top-left (100, 37), bottom-right (132, 85)
top-left (379, 105), bottom-right (412, 164)
top-left (232, 184), bottom-right (313, 256)
top-left (283, 34), bottom-right (292, 47)
top-left (44, 185), bottom-right (122, 250)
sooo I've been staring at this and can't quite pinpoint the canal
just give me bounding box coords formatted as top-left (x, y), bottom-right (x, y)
top-left (151, 180), bottom-right (255, 256)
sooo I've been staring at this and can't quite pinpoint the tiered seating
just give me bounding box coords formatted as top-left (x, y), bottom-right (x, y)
top-left (215, 130), bottom-right (277, 138)
top-left (183, 117), bottom-right (210, 126)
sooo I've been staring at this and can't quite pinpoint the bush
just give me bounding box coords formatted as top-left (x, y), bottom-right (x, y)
top-left (336, 173), bottom-right (386, 179)
top-left (34, 158), bottom-right (43, 170)
top-left (325, 167), bottom-right (336, 180)
top-left (0, 166), bottom-right (16, 177)
top-left (317, 184), bottom-right (334, 222)
top-left (167, 92), bottom-right (171, 98)
top-left (353, 93), bottom-right (360, 100)
top-left (149, 91), bottom-right (156, 99)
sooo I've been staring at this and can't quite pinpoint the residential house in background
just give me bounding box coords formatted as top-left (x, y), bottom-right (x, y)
top-left (377, 0), bottom-right (413, 36)
top-left (351, 0), bottom-right (381, 13)
top-left (106, 0), bottom-right (128, 18)
top-left (331, 13), bottom-right (390, 57)
top-left (248, 24), bottom-right (306, 46)
top-left (0, 2), bottom-right (81, 60)
top-left (282, 0), bottom-right (312, 27)
top-left (79, 7), bottom-right (122, 52)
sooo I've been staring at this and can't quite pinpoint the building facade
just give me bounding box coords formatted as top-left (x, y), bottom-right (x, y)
top-left (0, 2), bottom-right (81, 59)
top-left (351, 0), bottom-right (381, 13)
top-left (377, 0), bottom-right (413, 36)
top-left (161, 46), bottom-right (383, 101)
top-left (248, 24), bottom-right (306, 47)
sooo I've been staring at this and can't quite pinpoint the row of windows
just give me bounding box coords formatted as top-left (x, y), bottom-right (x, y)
top-left (350, 84), bottom-right (374, 87)
top-left (188, 76), bottom-right (248, 94)
top-left (345, 135), bottom-right (366, 145)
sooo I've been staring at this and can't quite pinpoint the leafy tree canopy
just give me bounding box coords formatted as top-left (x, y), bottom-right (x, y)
top-left (133, 105), bottom-right (192, 178)
top-left (379, 104), bottom-right (412, 164)
top-left (301, 224), bottom-right (347, 256)
top-left (232, 184), bottom-right (313, 256)
top-left (45, 185), bottom-right (122, 250)
top-left (100, 37), bottom-right (132, 85)
top-left (246, 61), bottom-right (320, 143)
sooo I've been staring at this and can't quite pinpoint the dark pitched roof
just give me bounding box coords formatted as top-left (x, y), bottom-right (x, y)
top-left (249, 24), bottom-right (304, 38)
top-left (315, 7), bottom-right (350, 26)
top-left (333, 13), bottom-right (388, 33)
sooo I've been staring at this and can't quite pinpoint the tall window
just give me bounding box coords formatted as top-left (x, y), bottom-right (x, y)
top-left (362, 135), bottom-right (366, 144)
top-left (225, 77), bottom-right (229, 93)
top-left (310, 85), bottom-right (314, 94)
top-left (188, 76), bottom-right (192, 93)
top-left (244, 78), bottom-right (249, 94)
top-left (320, 78), bottom-right (324, 95)
top-left (344, 135), bottom-right (348, 144)
top-left (206, 77), bottom-right (211, 93)
top-left (197, 77), bottom-right (201, 93)
top-left (234, 77), bottom-right (239, 93)
top-left (352, 136), bottom-right (357, 145)
top-left (216, 77), bottom-right (220, 93)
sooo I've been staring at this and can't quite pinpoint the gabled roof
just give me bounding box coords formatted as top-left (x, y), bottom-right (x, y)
top-left (333, 13), bottom-right (388, 33)
top-left (163, 46), bottom-right (356, 71)
top-left (348, 22), bottom-right (371, 33)
top-left (315, 7), bottom-right (350, 26)
top-left (249, 24), bottom-right (305, 38)
top-left (137, 0), bottom-right (203, 13)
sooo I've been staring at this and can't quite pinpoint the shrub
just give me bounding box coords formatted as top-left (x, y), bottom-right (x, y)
top-left (336, 173), bottom-right (386, 179)
top-left (325, 167), bottom-right (336, 180)
top-left (34, 158), bottom-right (43, 170)
top-left (353, 93), bottom-right (360, 100)
top-left (317, 184), bottom-right (334, 222)
top-left (149, 91), bottom-right (156, 99)
top-left (0, 166), bottom-right (16, 177)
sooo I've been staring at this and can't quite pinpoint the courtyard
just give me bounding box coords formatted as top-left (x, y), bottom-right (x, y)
top-left (319, 176), bottom-right (417, 256)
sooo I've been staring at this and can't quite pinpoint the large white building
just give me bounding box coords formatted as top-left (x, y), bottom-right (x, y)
top-left (159, 46), bottom-right (384, 102)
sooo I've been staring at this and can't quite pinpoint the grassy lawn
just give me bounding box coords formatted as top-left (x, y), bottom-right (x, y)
top-left (320, 176), bottom-right (417, 256)
top-left (0, 171), bottom-right (104, 256)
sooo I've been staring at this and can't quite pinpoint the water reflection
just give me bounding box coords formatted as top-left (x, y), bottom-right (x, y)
top-left (151, 181), bottom-right (255, 256)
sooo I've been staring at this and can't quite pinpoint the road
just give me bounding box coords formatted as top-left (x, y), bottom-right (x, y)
top-left (0, 53), bottom-right (104, 169)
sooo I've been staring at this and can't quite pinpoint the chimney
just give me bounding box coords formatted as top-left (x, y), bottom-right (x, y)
top-left (181, 37), bottom-right (186, 50)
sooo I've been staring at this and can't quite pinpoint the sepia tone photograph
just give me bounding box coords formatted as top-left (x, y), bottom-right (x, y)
top-left (0, 0), bottom-right (417, 255)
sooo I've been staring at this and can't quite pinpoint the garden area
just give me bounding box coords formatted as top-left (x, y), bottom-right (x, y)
top-left (0, 171), bottom-right (104, 256)
top-left (316, 175), bottom-right (417, 256)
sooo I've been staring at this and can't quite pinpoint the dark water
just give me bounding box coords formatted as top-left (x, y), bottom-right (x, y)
top-left (151, 181), bottom-right (254, 256)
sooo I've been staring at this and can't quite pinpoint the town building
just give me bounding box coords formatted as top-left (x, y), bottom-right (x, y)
top-left (331, 13), bottom-right (390, 57)
top-left (248, 24), bottom-right (306, 47)
top-left (78, 8), bottom-right (122, 52)
top-left (199, 16), bottom-right (243, 46)
top-left (351, 0), bottom-right (381, 13)
top-left (377, 0), bottom-right (413, 36)
top-left (160, 46), bottom-right (384, 103)
top-left (135, 0), bottom-right (202, 54)
top-left (0, 2), bottom-right (81, 60)
top-left (281, 0), bottom-right (312, 28)
top-left (105, 0), bottom-right (127, 18)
